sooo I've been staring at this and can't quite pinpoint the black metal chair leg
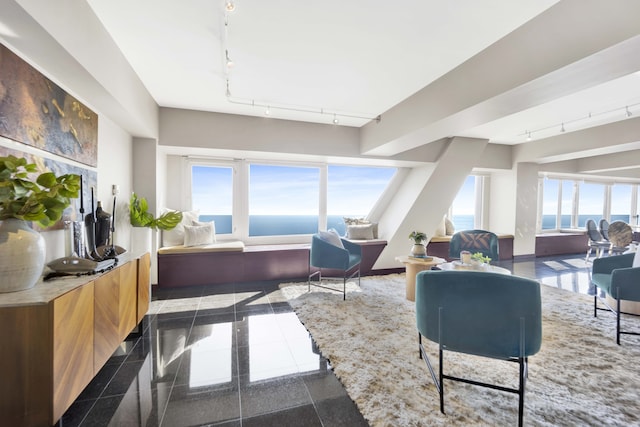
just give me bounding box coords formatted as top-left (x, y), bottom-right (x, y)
top-left (518, 357), bottom-right (525, 427)
top-left (617, 297), bottom-right (621, 345)
top-left (439, 346), bottom-right (445, 414)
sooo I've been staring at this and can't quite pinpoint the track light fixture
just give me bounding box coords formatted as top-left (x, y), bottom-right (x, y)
top-left (333, 114), bottom-right (339, 125)
top-left (225, 50), bottom-right (234, 68)
top-left (225, 1), bottom-right (235, 12)
top-left (521, 102), bottom-right (638, 141)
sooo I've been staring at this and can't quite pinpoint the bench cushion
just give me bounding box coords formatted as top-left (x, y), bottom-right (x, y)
top-left (158, 240), bottom-right (245, 255)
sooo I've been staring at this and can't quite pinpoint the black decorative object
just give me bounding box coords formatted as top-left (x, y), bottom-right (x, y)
top-left (95, 201), bottom-right (112, 248)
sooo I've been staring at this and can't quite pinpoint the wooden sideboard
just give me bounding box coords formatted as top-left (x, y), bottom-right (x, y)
top-left (0, 253), bottom-right (150, 427)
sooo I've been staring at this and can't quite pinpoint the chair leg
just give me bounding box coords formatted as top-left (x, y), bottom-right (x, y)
top-left (439, 346), bottom-right (445, 415)
top-left (594, 294), bottom-right (598, 318)
top-left (518, 357), bottom-right (525, 427)
top-left (616, 295), bottom-right (621, 345)
top-left (418, 333), bottom-right (422, 359)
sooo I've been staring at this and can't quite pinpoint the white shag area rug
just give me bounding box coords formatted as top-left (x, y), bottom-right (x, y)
top-left (279, 274), bottom-right (640, 427)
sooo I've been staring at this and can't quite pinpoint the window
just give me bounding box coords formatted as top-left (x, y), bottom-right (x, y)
top-left (577, 182), bottom-right (604, 227)
top-left (541, 178), bottom-right (559, 230)
top-left (538, 176), bottom-right (640, 232)
top-left (560, 181), bottom-right (574, 228)
top-left (450, 175), bottom-right (476, 231)
top-left (191, 165), bottom-right (233, 234)
top-left (327, 165), bottom-right (396, 235)
top-left (189, 160), bottom-right (397, 240)
top-left (611, 184), bottom-right (632, 223)
top-left (248, 164), bottom-right (320, 236)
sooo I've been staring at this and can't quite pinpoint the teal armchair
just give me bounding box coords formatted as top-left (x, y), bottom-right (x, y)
top-left (448, 229), bottom-right (499, 261)
top-left (415, 270), bottom-right (542, 427)
top-left (308, 233), bottom-right (361, 300)
top-left (591, 253), bottom-right (640, 344)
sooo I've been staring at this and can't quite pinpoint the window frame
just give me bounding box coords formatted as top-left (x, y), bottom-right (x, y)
top-left (186, 158), bottom-right (399, 244)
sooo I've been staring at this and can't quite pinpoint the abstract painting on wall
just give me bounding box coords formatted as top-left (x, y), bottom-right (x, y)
top-left (0, 43), bottom-right (98, 167)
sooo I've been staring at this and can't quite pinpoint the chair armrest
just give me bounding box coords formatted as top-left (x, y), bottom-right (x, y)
top-left (592, 253), bottom-right (634, 274)
top-left (610, 266), bottom-right (640, 301)
top-left (341, 238), bottom-right (362, 256)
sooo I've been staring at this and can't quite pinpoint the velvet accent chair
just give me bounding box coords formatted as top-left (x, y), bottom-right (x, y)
top-left (591, 253), bottom-right (640, 344)
top-left (448, 229), bottom-right (499, 261)
top-left (415, 270), bottom-right (542, 427)
top-left (308, 232), bottom-right (361, 300)
top-left (585, 219), bottom-right (611, 261)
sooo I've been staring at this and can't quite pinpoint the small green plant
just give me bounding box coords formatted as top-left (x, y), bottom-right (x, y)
top-left (409, 231), bottom-right (427, 245)
top-left (129, 192), bottom-right (182, 230)
top-left (471, 252), bottom-right (491, 264)
top-left (0, 155), bottom-right (80, 227)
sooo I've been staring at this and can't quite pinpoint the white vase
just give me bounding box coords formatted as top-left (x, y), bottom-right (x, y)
top-left (0, 219), bottom-right (46, 293)
top-left (410, 243), bottom-right (427, 258)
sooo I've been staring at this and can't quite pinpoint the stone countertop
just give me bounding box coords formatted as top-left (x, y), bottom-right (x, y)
top-left (0, 253), bottom-right (133, 308)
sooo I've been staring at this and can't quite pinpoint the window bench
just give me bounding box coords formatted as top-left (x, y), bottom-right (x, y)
top-left (156, 239), bottom-right (388, 288)
top-left (426, 234), bottom-right (514, 261)
top-left (535, 232), bottom-right (588, 257)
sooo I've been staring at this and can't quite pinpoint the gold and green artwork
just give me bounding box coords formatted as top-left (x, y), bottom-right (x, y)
top-left (0, 43), bottom-right (98, 167)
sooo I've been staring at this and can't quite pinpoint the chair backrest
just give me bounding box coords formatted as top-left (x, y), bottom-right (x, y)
top-left (448, 229), bottom-right (499, 261)
top-left (599, 218), bottom-right (610, 240)
top-left (415, 270), bottom-right (542, 359)
top-left (586, 219), bottom-right (604, 242)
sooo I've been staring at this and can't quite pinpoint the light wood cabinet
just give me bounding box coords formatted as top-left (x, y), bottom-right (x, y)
top-left (0, 254), bottom-right (150, 426)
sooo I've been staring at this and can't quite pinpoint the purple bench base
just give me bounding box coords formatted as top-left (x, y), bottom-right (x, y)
top-left (157, 240), bottom-right (387, 288)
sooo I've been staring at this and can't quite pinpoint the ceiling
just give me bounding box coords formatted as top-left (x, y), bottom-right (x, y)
top-left (85, 0), bottom-right (640, 152)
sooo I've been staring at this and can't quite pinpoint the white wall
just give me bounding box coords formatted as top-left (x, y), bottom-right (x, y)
top-left (488, 170), bottom-right (517, 235)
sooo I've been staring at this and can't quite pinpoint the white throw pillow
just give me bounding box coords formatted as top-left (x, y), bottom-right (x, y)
top-left (162, 209), bottom-right (199, 247)
top-left (183, 223), bottom-right (215, 247)
top-left (346, 224), bottom-right (375, 240)
top-left (193, 220), bottom-right (216, 243)
top-left (445, 217), bottom-right (455, 235)
top-left (318, 229), bottom-right (344, 248)
top-left (632, 247), bottom-right (640, 268)
top-left (434, 217), bottom-right (446, 237)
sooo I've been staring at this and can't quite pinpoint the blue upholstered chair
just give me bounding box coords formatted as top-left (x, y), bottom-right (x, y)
top-left (415, 270), bottom-right (542, 427)
top-left (591, 253), bottom-right (640, 344)
top-left (308, 232), bottom-right (361, 300)
top-left (448, 229), bottom-right (499, 261)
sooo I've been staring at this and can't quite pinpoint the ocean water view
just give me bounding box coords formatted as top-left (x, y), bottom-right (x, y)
top-left (199, 214), bottom-right (478, 237)
top-left (199, 214), bottom-right (636, 237)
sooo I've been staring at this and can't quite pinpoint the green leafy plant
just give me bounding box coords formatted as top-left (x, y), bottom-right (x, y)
top-left (471, 252), bottom-right (491, 264)
top-left (0, 155), bottom-right (80, 228)
top-left (129, 192), bottom-right (182, 230)
top-left (409, 231), bottom-right (427, 245)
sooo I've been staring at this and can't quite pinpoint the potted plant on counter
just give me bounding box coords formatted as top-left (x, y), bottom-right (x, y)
top-left (129, 192), bottom-right (182, 256)
top-left (0, 155), bottom-right (80, 292)
top-left (409, 230), bottom-right (428, 258)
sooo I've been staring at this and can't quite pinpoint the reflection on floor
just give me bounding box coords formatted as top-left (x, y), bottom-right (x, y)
top-left (60, 253), bottom-right (595, 426)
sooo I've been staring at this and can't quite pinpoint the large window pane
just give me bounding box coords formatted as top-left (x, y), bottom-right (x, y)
top-left (578, 182), bottom-right (604, 227)
top-left (560, 181), bottom-right (573, 228)
top-left (191, 165), bottom-right (233, 234)
top-left (249, 164), bottom-right (320, 236)
top-left (450, 176), bottom-right (476, 231)
top-left (327, 165), bottom-right (396, 235)
top-left (611, 184), bottom-right (632, 223)
top-left (541, 179), bottom-right (559, 230)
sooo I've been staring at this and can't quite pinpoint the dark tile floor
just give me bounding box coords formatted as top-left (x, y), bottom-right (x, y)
top-left (59, 253), bottom-right (594, 427)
